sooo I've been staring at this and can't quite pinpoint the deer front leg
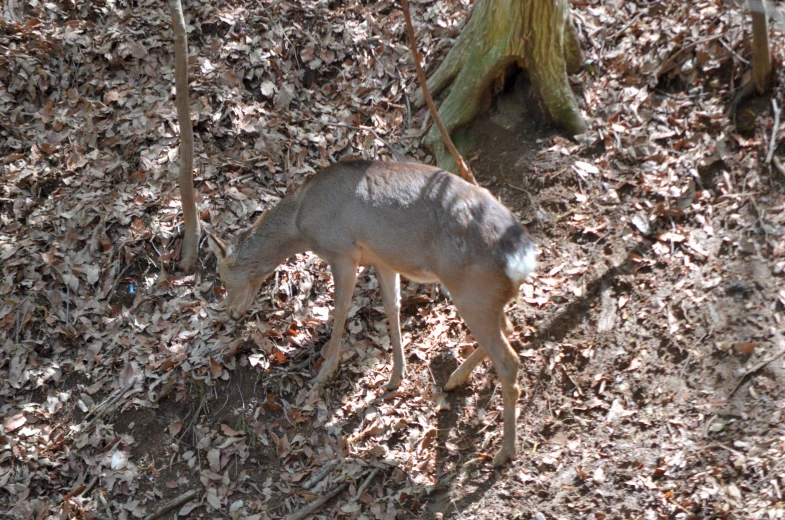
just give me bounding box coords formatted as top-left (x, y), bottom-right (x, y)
top-left (375, 265), bottom-right (404, 390)
top-left (312, 257), bottom-right (359, 386)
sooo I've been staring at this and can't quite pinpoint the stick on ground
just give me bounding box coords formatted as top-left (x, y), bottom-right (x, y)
top-left (302, 459), bottom-right (340, 490)
top-left (729, 347), bottom-right (785, 398)
top-left (143, 490), bottom-right (199, 520)
top-left (85, 378), bottom-right (136, 428)
top-left (285, 482), bottom-right (349, 520)
top-left (350, 467), bottom-right (380, 503)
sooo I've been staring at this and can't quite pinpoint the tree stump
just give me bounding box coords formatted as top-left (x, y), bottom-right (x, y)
top-left (416, 0), bottom-right (587, 171)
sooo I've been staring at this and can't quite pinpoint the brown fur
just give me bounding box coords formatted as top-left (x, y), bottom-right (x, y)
top-left (208, 160), bottom-right (535, 466)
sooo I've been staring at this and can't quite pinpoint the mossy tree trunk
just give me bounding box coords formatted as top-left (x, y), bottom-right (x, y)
top-left (416, 0), bottom-right (586, 171)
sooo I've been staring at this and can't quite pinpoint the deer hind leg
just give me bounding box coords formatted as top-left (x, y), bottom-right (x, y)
top-left (445, 313), bottom-right (513, 391)
top-left (375, 264), bottom-right (405, 390)
top-left (503, 315), bottom-right (514, 338)
top-left (452, 287), bottom-right (520, 467)
top-left (312, 255), bottom-right (359, 386)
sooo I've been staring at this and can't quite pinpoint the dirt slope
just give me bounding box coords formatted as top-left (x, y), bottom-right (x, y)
top-left (1, 0), bottom-right (784, 519)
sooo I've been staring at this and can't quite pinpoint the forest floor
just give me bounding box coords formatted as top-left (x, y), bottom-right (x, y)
top-left (2, 0), bottom-right (785, 519)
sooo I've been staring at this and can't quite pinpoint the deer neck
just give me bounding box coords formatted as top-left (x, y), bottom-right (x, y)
top-left (235, 195), bottom-right (306, 277)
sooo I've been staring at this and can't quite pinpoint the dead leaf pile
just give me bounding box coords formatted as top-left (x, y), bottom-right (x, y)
top-left (1, 0), bottom-right (785, 518)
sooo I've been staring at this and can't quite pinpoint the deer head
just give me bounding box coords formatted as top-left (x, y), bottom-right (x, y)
top-left (206, 233), bottom-right (270, 320)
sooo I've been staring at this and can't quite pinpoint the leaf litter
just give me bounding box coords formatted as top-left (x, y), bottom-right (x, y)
top-left (1, 0), bottom-right (785, 518)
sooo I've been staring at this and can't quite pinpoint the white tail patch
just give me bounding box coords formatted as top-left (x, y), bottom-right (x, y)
top-left (505, 244), bottom-right (537, 283)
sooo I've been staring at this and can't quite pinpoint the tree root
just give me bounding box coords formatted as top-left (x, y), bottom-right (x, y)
top-left (416, 0), bottom-right (587, 171)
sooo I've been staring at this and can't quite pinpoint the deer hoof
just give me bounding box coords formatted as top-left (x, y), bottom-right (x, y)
top-left (444, 370), bottom-right (466, 392)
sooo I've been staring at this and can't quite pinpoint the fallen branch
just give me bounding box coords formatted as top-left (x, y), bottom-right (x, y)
top-left (658, 33), bottom-right (725, 78)
top-left (766, 98), bottom-right (781, 164)
top-left (302, 459), bottom-right (340, 490)
top-left (143, 490), bottom-right (199, 520)
top-left (350, 467), bottom-right (380, 503)
top-left (178, 387), bottom-right (209, 441)
top-left (609, 12), bottom-right (643, 41)
top-left (729, 347), bottom-right (785, 398)
top-left (400, 0), bottom-right (476, 185)
top-left (285, 482), bottom-right (349, 520)
top-left (290, 352), bottom-right (318, 371)
top-left (79, 476), bottom-right (99, 498)
top-left (85, 378), bottom-right (136, 428)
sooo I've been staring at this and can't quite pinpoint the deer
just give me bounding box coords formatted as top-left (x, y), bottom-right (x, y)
top-left (206, 160), bottom-right (536, 466)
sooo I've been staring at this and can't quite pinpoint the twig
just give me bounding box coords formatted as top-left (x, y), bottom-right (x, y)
top-left (169, 0), bottom-right (200, 272)
top-left (400, 0), bottom-right (476, 184)
top-left (142, 490), bottom-right (199, 520)
top-left (679, 330), bottom-right (711, 382)
top-left (302, 459), bottom-right (340, 490)
top-left (729, 348), bottom-right (785, 398)
top-left (609, 11), bottom-right (643, 41)
top-left (79, 476), bottom-right (99, 498)
top-left (396, 66), bottom-right (413, 129)
top-left (717, 36), bottom-right (748, 65)
top-left (505, 182), bottom-right (536, 209)
top-left (766, 99), bottom-right (781, 164)
top-left (479, 383), bottom-right (499, 424)
top-left (105, 261), bottom-right (134, 302)
top-left (350, 467), bottom-right (380, 503)
top-left (178, 388), bottom-right (209, 441)
top-left (257, 0), bottom-right (285, 13)
top-left (285, 482), bottom-right (349, 520)
top-left (85, 378), bottom-right (136, 427)
top-left (560, 366), bottom-right (583, 396)
top-left (708, 442), bottom-right (745, 458)
top-left (658, 33), bottom-right (725, 77)
top-left (290, 352), bottom-right (318, 371)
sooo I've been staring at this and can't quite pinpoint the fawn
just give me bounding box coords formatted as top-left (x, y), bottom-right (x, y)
top-left (207, 160), bottom-right (536, 466)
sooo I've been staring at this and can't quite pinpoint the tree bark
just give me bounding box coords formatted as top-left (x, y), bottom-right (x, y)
top-left (169, 0), bottom-right (200, 272)
top-left (415, 0), bottom-right (586, 172)
top-left (401, 0), bottom-right (477, 185)
top-left (749, 0), bottom-right (771, 95)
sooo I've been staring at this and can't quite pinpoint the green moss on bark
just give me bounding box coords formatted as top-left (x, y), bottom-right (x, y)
top-left (418, 0), bottom-right (587, 171)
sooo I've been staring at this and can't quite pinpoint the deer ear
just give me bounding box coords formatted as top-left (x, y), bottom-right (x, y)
top-left (206, 233), bottom-right (230, 262)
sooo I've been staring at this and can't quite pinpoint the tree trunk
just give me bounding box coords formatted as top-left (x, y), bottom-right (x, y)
top-left (416, 0), bottom-right (586, 172)
top-left (749, 0), bottom-right (771, 95)
top-left (402, 0), bottom-right (477, 185)
top-left (169, 0), bottom-right (200, 272)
